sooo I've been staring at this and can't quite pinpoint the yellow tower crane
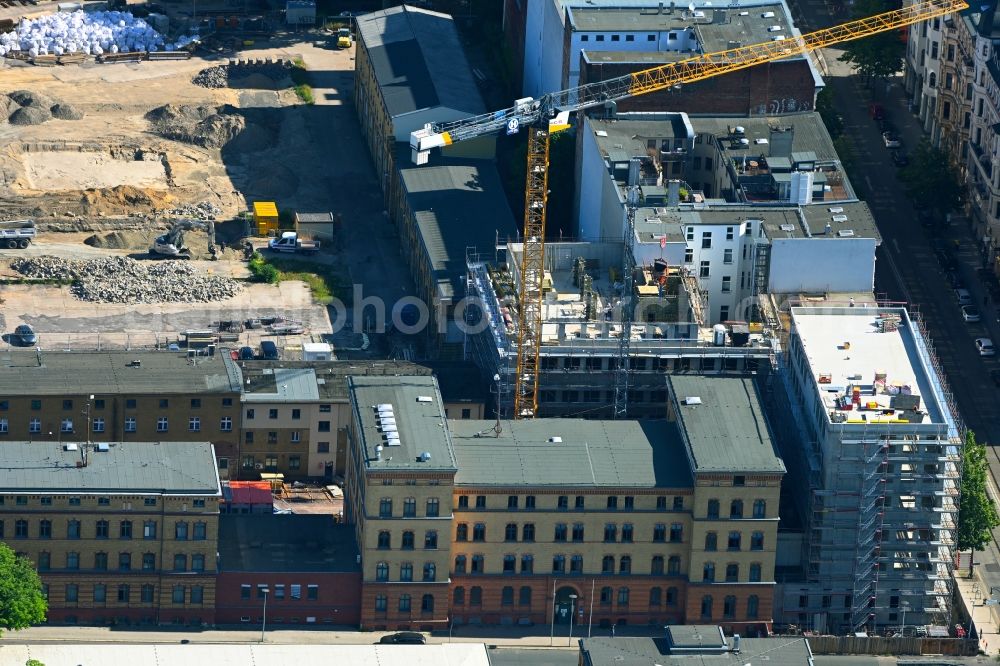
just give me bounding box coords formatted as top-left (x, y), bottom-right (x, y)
top-left (410, 0), bottom-right (967, 419)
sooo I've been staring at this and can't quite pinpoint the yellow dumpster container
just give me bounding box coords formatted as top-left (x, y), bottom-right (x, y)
top-left (253, 201), bottom-right (279, 237)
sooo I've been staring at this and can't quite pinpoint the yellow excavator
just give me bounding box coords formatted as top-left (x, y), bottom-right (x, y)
top-left (410, 0), bottom-right (968, 419)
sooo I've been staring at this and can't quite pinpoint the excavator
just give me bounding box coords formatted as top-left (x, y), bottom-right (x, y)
top-left (409, 0), bottom-right (968, 420)
top-left (148, 219), bottom-right (218, 260)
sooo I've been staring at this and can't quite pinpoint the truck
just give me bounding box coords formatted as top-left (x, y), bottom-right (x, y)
top-left (336, 27), bottom-right (352, 48)
top-left (267, 231), bottom-right (320, 254)
top-left (0, 220), bottom-right (37, 249)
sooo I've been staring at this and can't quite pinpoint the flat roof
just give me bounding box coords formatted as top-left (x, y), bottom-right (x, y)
top-left (790, 307), bottom-right (945, 424)
top-left (218, 514), bottom-right (360, 573)
top-left (690, 113), bottom-right (839, 165)
top-left (0, 644), bottom-right (493, 666)
top-left (668, 375), bottom-right (786, 474)
top-left (567, 2), bottom-right (798, 57)
top-left (0, 351), bottom-right (242, 396)
top-left (666, 625), bottom-right (727, 650)
top-left (349, 375), bottom-right (458, 473)
top-left (590, 115), bottom-right (693, 160)
top-left (357, 5), bottom-right (484, 119)
top-left (397, 147), bottom-right (517, 301)
top-left (450, 419), bottom-right (694, 488)
top-left (242, 367), bottom-right (320, 402)
top-left (0, 441), bottom-right (220, 495)
top-left (580, 636), bottom-right (812, 666)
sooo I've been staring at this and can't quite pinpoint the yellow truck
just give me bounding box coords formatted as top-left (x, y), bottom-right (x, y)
top-left (336, 27), bottom-right (352, 48)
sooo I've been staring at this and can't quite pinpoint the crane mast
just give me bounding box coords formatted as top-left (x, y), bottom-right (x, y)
top-left (409, 0), bottom-right (968, 419)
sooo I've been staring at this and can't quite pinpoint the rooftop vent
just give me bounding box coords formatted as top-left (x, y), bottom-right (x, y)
top-left (64, 443), bottom-right (78, 451)
top-left (549, 436), bottom-right (563, 443)
top-left (767, 24), bottom-right (782, 31)
top-left (771, 35), bottom-right (785, 41)
top-left (683, 396), bottom-right (703, 405)
top-left (595, 130), bottom-right (608, 137)
top-left (761, 10), bottom-right (775, 17)
top-left (734, 125), bottom-right (745, 135)
top-left (386, 436), bottom-right (401, 447)
top-left (779, 224), bottom-right (795, 232)
top-left (416, 396), bottom-right (433, 403)
top-left (828, 206), bottom-right (844, 213)
top-left (832, 214), bottom-right (849, 223)
top-left (738, 9), bottom-right (749, 14)
top-left (419, 451), bottom-right (432, 462)
top-left (838, 229), bottom-right (855, 237)
top-left (95, 443), bottom-right (110, 452)
top-left (754, 138), bottom-right (769, 144)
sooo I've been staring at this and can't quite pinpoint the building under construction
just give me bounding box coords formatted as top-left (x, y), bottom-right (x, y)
top-left (465, 241), bottom-right (774, 418)
top-left (772, 306), bottom-right (961, 634)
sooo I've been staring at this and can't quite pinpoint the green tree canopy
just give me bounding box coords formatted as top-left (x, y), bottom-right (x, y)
top-left (958, 431), bottom-right (1000, 576)
top-left (0, 542), bottom-right (47, 635)
top-left (898, 139), bottom-right (964, 219)
top-left (837, 0), bottom-right (905, 81)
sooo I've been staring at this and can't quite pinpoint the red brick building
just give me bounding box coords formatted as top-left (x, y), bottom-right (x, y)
top-left (215, 514), bottom-right (362, 626)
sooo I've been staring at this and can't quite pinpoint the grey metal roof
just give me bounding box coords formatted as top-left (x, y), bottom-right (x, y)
top-left (689, 113), bottom-right (838, 165)
top-left (568, 2), bottom-right (798, 56)
top-left (488, 649), bottom-right (579, 666)
top-left (0, 351), bottom-right (242, 396)
top-left (580, 636), bottom-right (812, 666)
top-left (0, 441), bottom-right (220, 495)
top-left (450, 419), bottom-right (694, 488)
top-left (356, 5), bottom-right (485, 119)
top-left (667, 375), bottom-right (786, 474)
top-left (799, 201), bottom-right (880, 243)
top-left (397, 147), bottom-right (517, 301)
top-left (242, 367), bottom-right (320, 403)
top-left (218, 514), bottom-right (360, 573)
top-left (349, 375), bottom-right (458, 472)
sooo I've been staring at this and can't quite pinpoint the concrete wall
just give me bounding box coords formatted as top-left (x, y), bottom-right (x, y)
top-left (768, 238), bottom-right (876, 294)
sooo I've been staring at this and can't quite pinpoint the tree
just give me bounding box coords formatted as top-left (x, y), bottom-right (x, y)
top-left (837, 0), bottom-right (905, 84)
top-left (0, 542), bottom-right (47, 635)
top-left (957, 431), bottom-right (1000, 578)
top-left (898, 139), bottom-right (965, 220)
top-left (816, 87), bottom-right (844, 139)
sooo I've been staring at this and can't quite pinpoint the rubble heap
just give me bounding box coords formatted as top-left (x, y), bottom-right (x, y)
top-left (12, 256), bottom-right (243, 304)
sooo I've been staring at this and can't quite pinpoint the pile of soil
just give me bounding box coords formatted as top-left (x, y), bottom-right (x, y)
top-left (9, 106), bottom-right (52, 125)
top-left (84, 227), bottom-right (246, 261)
top-left (0, 90), bottom-right (84, 125)
top-left (145, 103), bottom-right (276, 152)
top-left (8, 90), bottom-right (55, 109)
top-left (50, 103), bottom-right (84, 120)
top-left (79, 185), bottom-right (175, 216)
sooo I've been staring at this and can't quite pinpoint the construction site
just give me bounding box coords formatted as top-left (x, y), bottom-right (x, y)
top-left (0, 28), bottom-right (374, 353)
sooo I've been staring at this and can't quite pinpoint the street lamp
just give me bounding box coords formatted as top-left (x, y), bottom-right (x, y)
top-left (900, 601), bottom-right (910, 637)
top-left (260, 587), bottom-right (269, 643)
top-left (493, 373), bottom-right (502, 436)
top-left (568, 594), bottom-right (578, 646)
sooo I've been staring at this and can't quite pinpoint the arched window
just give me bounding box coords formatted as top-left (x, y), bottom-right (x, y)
top-left (705, 532), bottom-right (717, 551)
top-left (747, 595), bottom-right (759, 619)
top-left (501, 586), bottom-right (514, 605)
top-left (376, 561), bottom-right (389, 581)
top-left (730, 499), bottom-right (743, 519)
top-left (519, 586), bottom-right (532, 606)
top-left (651, 555), bottom-right (664, 575)
top-left (707, 499), bottom-right (719, 519)
top-left (649, 587), bottom-right (662, 606)
top-left (929, 72), bottom-right (937, 88)
top-left (723, 595), bottom-right (737, 618)
top-left (421, 594), bottom-right (434, 612)
top-left (618, 587), bottom-right (630, 606)
top-left (619, 555), bottom-right (632, 574)
top-left (700, 595), bottom-right (713, 619)
top-left (602, 555), bottom-right (615, 573)
top-left (600, 586), bottom-right (613, 604)
top-left (470, 586), bottom-right (483, 606)
top-left (453, 586), bottom-right (465, 605)
top-left (703, 562), bottom-right (715, 582)
top-left (454, 555), bottom-right (466, 574)
top-left (753, 499), bottom-right (766, 518)
top-left (377, 531), bottom-right (390, 549)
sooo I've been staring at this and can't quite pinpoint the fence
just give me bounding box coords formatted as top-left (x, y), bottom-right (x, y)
top-left (805, 635), bottom-right (978, 656)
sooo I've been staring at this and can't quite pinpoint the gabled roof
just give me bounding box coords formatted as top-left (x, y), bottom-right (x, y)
top-left (357, 4), bottom-right (485, 119)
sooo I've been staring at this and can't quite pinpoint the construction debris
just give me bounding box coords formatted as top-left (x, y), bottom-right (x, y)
top-left (165, 201), bottom-right (222, 220)
top-left (191, 61), bottom-right (293, 89)
top-left (192, 66), bottom-right (229, 89)
top-left (11, 256), bottom-right (243, 304)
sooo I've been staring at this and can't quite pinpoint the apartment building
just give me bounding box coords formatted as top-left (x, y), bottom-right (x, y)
top-left (0, 441), bottom-right (221, 626)
top-left (344, 375), bottom-right (458, 630)
top-left (905, 14), bottom-right (948, 140)
top-left (773, 306), bottom-right (960, 633)
top-left (344, 373), bottom-right (784, 631)
top-left (505, 0), bottom-right (812, 101)
top-left (0, 351), bottom-right (241, 479)
top-left (935, 11), bottom-right (976, 175)
top-left (238, 360), bottom-right (487, 480)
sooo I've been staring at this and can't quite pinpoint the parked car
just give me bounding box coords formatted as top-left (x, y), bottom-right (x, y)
top-left (260, 340), bottom-right (279, 360)
top-left (882, 132), bottom-right (901, 148)
top-left (11, 324), bottom-right (37, 346)
top-left (955, 288), bottom-right (973, 305)
top-left (962, 305), bottom-right (981, 322)
top-left (976, 337), bottom-right (995, 356)
top-left (379, 632), bottom-right (426, 645)
top-left (890, 150), bottom-right (909, 167)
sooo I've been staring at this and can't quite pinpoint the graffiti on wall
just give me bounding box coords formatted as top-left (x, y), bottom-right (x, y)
top-left (754, 97), bottom-right (813, 115)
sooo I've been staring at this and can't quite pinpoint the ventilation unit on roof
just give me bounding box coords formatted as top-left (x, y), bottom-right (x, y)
top-left (64, 443), bottom-right (78, 451)
top-left (95, 443), bottom-right (110, 452)
top-left (761, 10), bottom-right (775, 17)
top-left (779, 224), bottom-right (795, 232)
top-left (828, 206), bottom-right (844, 213)
top-left (595, 130), bottom-right (608, 137)
top-left (683, 396), bottom-right (703, 405)
top-left (419, 451), bottom-right (432, 462)
top-left (767, 24), bottom-right (782, 31)
top-left (416, 396), bottom-right (433, 403)
top-left (832, 214), bottom-right (849, 223)
top-left (754, 138), bottom-right (768, 144)
top-left (386, 435), bottom-right (401, 447)
top-left (738, 10), bottom-right (749, 14)
top-left (771, 35), bottom-right (785, 40)
top-left (549, 436), bottom-right (563, 443)
top-left (838, 229), bottom-right (855, 237)
top-left (377, 403), bottom-right (393, 411)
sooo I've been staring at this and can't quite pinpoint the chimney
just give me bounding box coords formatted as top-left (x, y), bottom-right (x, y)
top-left (667, 179), bottom-right (681, 206)
top-left (733, 635), bottom-right (741, 654)
top-left (659, 1), bottom-right (665, 12)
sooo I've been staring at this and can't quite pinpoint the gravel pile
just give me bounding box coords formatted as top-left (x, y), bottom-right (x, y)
top-left (192, 65), bottom-right (228, 88)
top-left (11, 256), bottom-right (243, 304)
top-left (9, 105), bottom-right (52, 125)
top-left (50, 103), bottom-right (84, 120)
top-left (166, 201), bottom-right (222, 220)
top-left (0, 91), bottom-right (84, 125)
top-left (145, 103), bottom-right (246, 148)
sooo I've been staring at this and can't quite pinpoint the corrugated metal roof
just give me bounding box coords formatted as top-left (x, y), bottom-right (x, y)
top-left (357, 5), bottom-right (484, 118)
top-left (668, 375), bottom-right (786, 474)
top-left (450, 419), bottom-right (694, 488)
top-left (0, 441), bottom-right (220, 494)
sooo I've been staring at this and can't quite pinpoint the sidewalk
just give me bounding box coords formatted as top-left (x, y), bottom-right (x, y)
top-left (954, 570), bottom-right (998, 655)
